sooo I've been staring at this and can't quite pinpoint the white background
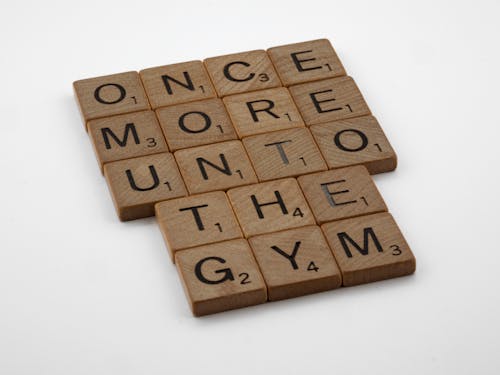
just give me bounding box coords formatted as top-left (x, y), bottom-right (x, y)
top-left (1, 0), bottom-right (499, 374)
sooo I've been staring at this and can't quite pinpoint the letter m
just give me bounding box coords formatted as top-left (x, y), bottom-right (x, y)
top-left (101, 123), bottom-right (140, 149)
top-left (337, 227), bottom-right (383, 258)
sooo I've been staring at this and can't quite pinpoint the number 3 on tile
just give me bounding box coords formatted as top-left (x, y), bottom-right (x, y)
top-left (391, 244), bottom-right (402, 256)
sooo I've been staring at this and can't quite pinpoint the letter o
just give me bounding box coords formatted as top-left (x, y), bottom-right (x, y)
top-left (178, 111), bottom-right (212, 134)
top-left (333, 129), bottom-right (369, 152)
top-left (94, 83), bottom-right (126, 104)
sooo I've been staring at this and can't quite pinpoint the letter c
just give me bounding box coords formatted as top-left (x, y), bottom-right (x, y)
top-left (223, 61), bottom-right (255, 82)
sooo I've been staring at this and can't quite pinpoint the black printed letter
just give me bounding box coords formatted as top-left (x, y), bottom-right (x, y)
top-left (195, 256), bottom-right (235, 285)
top-left (223, 61), bottom-right (255, 82)
top-left (179, 204), bottom-right (209, 230)
top-left (196, 154), bottom-right (232, 180)
top-left (270, 241), bottom-right (301, 269)
top-left (101, 123), bottom-right (140, 149)
top-left (126, 165), bottom-right (159, 191)
top-left (251, 191), bottom-right (288, 219)
top-left (246, 100), bottom-right (280, 122)
top-left (337, 227), bottom-right (383, 258)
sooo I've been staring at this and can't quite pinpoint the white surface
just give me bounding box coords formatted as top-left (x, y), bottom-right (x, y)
top-left (1, 0), bottom-right (499, 374)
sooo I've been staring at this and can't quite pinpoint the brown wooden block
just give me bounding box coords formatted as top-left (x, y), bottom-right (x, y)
top-left (310, 115), bottom-right (397, 174)
top-left (73, 71), bottom-right (150, 129)
top-left (321, 212), bottom-right (416, 286)
top-left (268, 39), bottom-right (346, 86)
top-left (242, 128), bottom-right (327, 181)
top-left (204, 50), bottom-right (281, 97)
top-left (297, 166), bottom-right (387, 224)
top-left (175, 239), bottom-right (267, 316)
top-left (289, 76), bottom-right (371, 126)
top-left (155, 191), bottom-right (243, 261)
top-left (103, 152), bottom-right (187, 221)
top-left (248, 226), bottom-right (342, 301)
top-left (139, 61), bottom-right (216, 109)
top-left (88, 110), bottom-right (168, 173)
top-left (223, 88), bottom-right (305, 137)
top-left (174, 140), bottom-right (257, 194)
top-left (227, 178), bottom-right (315, 237)
top-left (156, 98), bottom-right (237, 151)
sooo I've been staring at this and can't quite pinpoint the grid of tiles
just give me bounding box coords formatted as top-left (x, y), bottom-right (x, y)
top-left (73, 39), bottom-right (416, 316)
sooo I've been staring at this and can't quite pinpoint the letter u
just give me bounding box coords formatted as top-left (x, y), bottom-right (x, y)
top-left (126, 165), bottom-right (160, 191)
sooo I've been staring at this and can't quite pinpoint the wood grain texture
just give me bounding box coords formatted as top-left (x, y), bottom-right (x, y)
top-left (289, 76), bottom-right (371, 126)
top-left (248, 225), bottom-right (341, 301)
top-left (103, 152), bottom-right (187, 221)
top-left (223, 87), bottom-right (305, 137)
top-left (155, 191), bottom-right (243, 261)
top-left (310, 115), bottom-right (397, 174)
top-left (227, 178), bottom-right (315, 237)
top-left (88, 110), bottom-right (168, 173)
top-left (268, 39), bottom-right (346, 86)
top-left (156, 98), bottom-right (237, 151)
top-left (175, 239), bottom-right (267, 316)
top-left (73, 71), bottom-right (150, 129)
top-left (321, 212), bottom-right (416, 286)
top-left (174, 140), bottom-right (257, 194)
top-left (204, 50), bottom-right (281, 97)
top-left (242, 127), bottom-right (327, 181)
top-left (140, 61), bottom-right (216, 109)
top-left (297, 165), bottom-right (387, 224)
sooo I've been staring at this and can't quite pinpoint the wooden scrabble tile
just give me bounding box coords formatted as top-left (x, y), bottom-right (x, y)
top-left (310, 115), bottom-right (397, 174)
top-left (268, 39), bottom-right (346, 86)
top-left (297, 166), bottom-right (387, 224)
top-left (103, 152), bottom-right (187, 221)
top-left (139, 61), bottom-right (216, 109)
top-left (321, 212), bottom-right (416, 286)
top-left (248, 226), bottom-right (341, 301)
top-left (242, 128), bottom-right (327, 181)
top-left (175, 239), bottom-right (267, 316)
top-left (155, 191), bottom-right (243, 261)
top-left (73, 71), bottom-right (150, 129)
top-left (156, 98), bottom-right (237, 151)
top-left (204, 50), bottom-right (281, 97)
top-left (223, 88), bottom-right (305, 137)
top-left (174, 140), bottom-right (257, 194)
top-left (227, 178), bottom-right (315, 237)
top-left (289, 76), bottom-right (371, 126)
top-left (88, 110), bottom-right (168, 173)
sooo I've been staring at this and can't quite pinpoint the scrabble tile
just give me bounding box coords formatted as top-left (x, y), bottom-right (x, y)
top-left (204, 50), bottom-right (281, 97)
top-left (88, 110), bottom-right (168, 173)
top-left (289, 76), bottom-right (371, 126)
top-left (140, 61), bottom-right (216, 109)
top-left (321, 212), bottom-right (416, 286)
top-left (248, 226), bottom-right (341, 301)
top-left (103, 152), bottom-right (187, 221)
top-left (242, 128), bottom-right (327, 181)
top-left (73, 71), bottom-right (150, 128)
top-left (174, 140), bottom-right (257, 194)
top-left (156, 98), bottom-right (237, 151)
top-left (310, 115), bottom-right (397, 174)
top-left (268, 39), bottom-right (346, 86)
top-left (227, 178), bottom-right (315, 237)
top-left (223, 88), bottom-right (305, 137)
top-left (297, 166), bottom-right (387, 224)
top-left (155, 191), bottom-right (243, 261)
top-left (175, 239), bottom-right (267, 316)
